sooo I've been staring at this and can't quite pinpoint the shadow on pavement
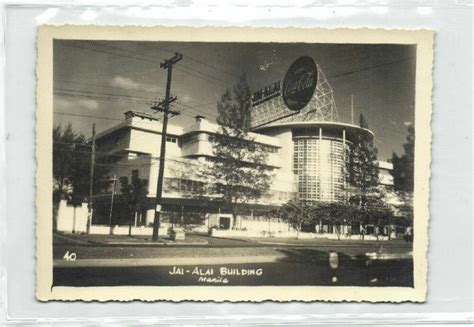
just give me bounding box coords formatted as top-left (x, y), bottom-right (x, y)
top-left (274, 247), bottom-right (414, 287)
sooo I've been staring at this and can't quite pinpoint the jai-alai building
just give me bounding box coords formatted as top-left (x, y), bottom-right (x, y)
top-left (91, 63), bottom-right (398, 233)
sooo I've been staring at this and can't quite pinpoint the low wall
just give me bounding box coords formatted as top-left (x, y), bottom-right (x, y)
top-left (211, 228), bottom-right (297, 238)
top-left (90, 224), bottom-right (171, 236)
top-left (186, 224), bottom-right (209, 233)
top-left (240, 218), bottom-right (291, 233)
top-left (56, 200), bottom-right (88, 233)
top-left (207, 214), bottom-right (293, 233)
top-left (210, 229), bottom-right (390, 241)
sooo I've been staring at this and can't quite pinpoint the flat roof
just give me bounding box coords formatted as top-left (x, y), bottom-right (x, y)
top-left (253, 121), bottom-right (374, 142)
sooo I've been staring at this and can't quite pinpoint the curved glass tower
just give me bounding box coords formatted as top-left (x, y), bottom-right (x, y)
top-left (251, 64), bottom-right (374, 204)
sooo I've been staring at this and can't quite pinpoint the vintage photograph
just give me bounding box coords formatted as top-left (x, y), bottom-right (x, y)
top-left (37, 26), bottom-right (432, 302)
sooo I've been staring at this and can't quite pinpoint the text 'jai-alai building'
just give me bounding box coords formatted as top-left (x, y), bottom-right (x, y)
top-left (92, 57), bottom-right (396, 230)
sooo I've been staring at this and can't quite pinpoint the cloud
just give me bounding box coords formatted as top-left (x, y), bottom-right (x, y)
top-left (403, 121), bottom-right (412, 127)
top-left (55, 97), bottom-right (71, 108)
top-left (77, 99), bottom-right (99, 110)
top-left (54, 96), bottom-right (99, 111)
top-left (110, 76), bottom-right (140, 90)
top-left (181, 94), bottom-right (192, 104)
top-left (110, 75), bottom-right (158, 93)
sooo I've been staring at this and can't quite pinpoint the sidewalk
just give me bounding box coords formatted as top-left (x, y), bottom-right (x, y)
top-left (247, 236), bottom-right (411, 247)
top-left (54, 232), bottom-right (209, 246)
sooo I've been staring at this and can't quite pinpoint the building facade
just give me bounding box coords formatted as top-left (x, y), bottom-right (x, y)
top-left (93, 110), bottom-right (296, 226)
top-left (93, 64), bottom-right (397, 230)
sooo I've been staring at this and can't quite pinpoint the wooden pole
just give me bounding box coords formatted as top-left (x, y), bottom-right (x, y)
top-left (108, 174), bottom-right (117, 235)
top-left (152, 53), bottom-right (182, 241)
top-left (86, 123), bottom-right (96, 234)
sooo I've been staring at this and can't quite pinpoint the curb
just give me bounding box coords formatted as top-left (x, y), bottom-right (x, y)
top-left (54, 233), bottom-right (209, 247)
top-left (99, 241), bottom-right (209, 246)
top-left (54, 255), bottom-right (286, 268)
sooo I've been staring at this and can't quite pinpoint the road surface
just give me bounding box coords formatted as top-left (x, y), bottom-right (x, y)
top-left (53, 233), bottom-right (413, 287)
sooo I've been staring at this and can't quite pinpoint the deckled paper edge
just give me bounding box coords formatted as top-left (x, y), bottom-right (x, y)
top-left (36, 25), bottom-right (433, 302)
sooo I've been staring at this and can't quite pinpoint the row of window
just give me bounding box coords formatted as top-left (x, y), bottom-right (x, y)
top-left (180, 132), bottom-right (279, 153)
top-left (166, 136), bottom-right (178, 144)
top-left (164, 177), bottom-right (295, 202)
top-left (165, 178), bottom-right (205, 194)
top-left (293, 138), bottom-right (347, 202)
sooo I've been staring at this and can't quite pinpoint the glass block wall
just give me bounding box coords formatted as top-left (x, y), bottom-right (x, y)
top-left (293, 137), bottom-right (348, 203)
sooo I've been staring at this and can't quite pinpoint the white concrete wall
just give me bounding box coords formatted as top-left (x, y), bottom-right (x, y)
top-left (90, 225), bottom-right (169, 236)
top-left (181, 132), bottom-right (281, 167)
top-left (182, 119), bottom-right (280, 147)
top-left (56, 200), bottom-right (88, 233)
top-left (129, 115), bottom-right (183, 136)
top-left (379, 168), bottom-right (394, 186)
top-left (128, 129), bottom-right (181, 157)
top-left (180, 133), bottom-right (213, 157)
top-left (208, 213), bottom-right (233, 229)
top-left (240, 218), bottom-right (291, 234)
top-left (263, 127), bottom-right (296, 194)
top-left (208, 214), bottom-right (292, 234)
top-left (210, 229), bottom-right (390, 241)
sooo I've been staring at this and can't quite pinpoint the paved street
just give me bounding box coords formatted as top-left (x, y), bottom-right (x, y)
top-left (53, 232), bottom-right (413, 287)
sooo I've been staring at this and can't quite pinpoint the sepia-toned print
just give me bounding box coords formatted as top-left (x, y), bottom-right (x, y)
top-left (36, 26), bottom-right (433, 302)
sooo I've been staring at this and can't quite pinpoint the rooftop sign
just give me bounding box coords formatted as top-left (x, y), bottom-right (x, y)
top-left (282, 56), bottom-right (318, 111)
top-left (252, 81), bottom-right (281, 106)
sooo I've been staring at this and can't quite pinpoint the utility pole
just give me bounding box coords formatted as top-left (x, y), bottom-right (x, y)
top-left (86, 123), bottom-right (96, 234)
top-left (108, 174), bottom-right (117, 235)
top-left (151, 52), bottom-right (183, 241)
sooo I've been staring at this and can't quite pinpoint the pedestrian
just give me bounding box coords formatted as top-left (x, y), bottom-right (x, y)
top-left (360, 226), bottom-right (366, 240)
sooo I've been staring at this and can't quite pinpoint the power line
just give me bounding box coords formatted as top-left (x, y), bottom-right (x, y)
top-left (56, 42), bottom-right (412, 138)
top-left (61, 40), bottom-right (415, 115)
top-left (54, 88), bottom-right (158, 101)
top-left (54, 105), bottom-right (218, 128)
top-left (60, 79), bottom-right (163, 96)
top-left (327, 56), bottom-right (415, 80)
top-left (55, 80), bottom-right (220, 117)
top-left (54, 93), bottom-right (407, 138)
top-left (337, 112), bottom-right (409, 137)
top-left (61, 42), bottom-right (227, 88)
top-left (58, 78), bottom-right (218, 113)
top-left (89, 42), bottom-right (225, 85)
top-left (140, 42), bottom-right (242, 78)
top-left (59, 41), bottom-right (414, 92)
top-left (60, 42), bottom-right (159, 65)
top-left (54, 95), bottom-right (219, 123)
top-left (54, 111), bottom-right (126, 122)
top-left (55, 91), bottom-right (219, 121)
top-left (95, 41), bottom-right (233, 84)
top-left (54, 92), bottom-right (152, 106)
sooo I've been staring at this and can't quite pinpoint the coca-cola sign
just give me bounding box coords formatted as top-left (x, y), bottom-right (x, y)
top-left (282, 56), bottom-right (318, 111)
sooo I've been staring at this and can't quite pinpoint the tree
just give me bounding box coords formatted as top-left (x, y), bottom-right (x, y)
top-left (390, 123), bottom-right (415, 229)
top-left (119, 170), bottom-right (148, 236)
top-left (208, 74), bottom-right (272, 228)
top-left (277, 201), bottom-right (311, 239)
top-left (53, 123), bottom-right (111, 204)
top-left (311, 203), bottom-right (358, 240)
top-left (53, 124), bottom-right (82, 203)
top-left (365, 206), bottom-right (395, 241)
top-left (391, 123), bottom-right (415, 192)
top-left (347, 113), bottom-right (379, 207)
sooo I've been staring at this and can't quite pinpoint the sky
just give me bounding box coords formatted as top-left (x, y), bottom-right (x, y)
top-left (53, 40), bottom-right (416, 160)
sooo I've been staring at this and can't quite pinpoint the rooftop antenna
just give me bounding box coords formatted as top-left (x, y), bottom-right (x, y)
top-left (351, 94), bottom-right (354, 125)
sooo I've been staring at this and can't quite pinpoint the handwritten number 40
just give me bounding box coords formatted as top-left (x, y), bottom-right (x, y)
top-left (63, 251), bottom-right (77, 261)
